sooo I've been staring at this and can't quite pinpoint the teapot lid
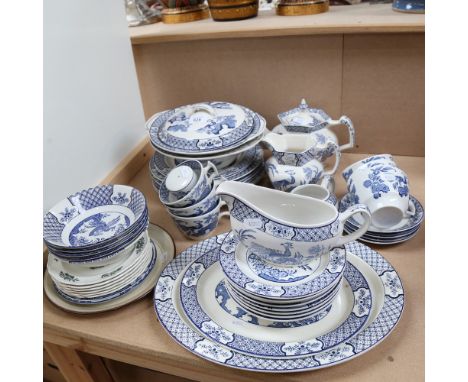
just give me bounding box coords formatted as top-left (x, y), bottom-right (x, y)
top-left (277, 99), bottom-right (331, 131)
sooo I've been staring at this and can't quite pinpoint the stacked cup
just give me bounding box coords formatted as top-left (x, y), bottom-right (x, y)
top-left (159, 160), bottom-right (227, 239)
top-left (340, 154), bottom-right (424, 244)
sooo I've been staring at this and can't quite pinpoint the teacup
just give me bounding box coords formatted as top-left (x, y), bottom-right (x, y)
top-left (168, 200), bottom-right (229, 240)
top-left (166, 184), bottom-right (219, 218)
top-left (164, 165), bottom-right (199, 199)
top-left (159, 160), bottom-right (218, 208)
top-left (290, 175), bottom-right (337, 206)
top-left (216, 181), bottom-right (371, 267)
top-left (342, 156), bottom-right (415, 229)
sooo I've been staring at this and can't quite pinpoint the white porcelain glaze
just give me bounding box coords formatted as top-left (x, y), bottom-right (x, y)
top-left (216, 181), bottom-right (371, 266)
top-left (165, 165), bottom-right (198, 193)
top-left (291, 176), bottom-right (337, 206)
top-left (342, 155), bottom-right (414, 229)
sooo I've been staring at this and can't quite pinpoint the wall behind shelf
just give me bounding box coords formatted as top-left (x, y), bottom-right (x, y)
top-left (132, 32), bottom-right (424, 157)
top-left (44, 0), bottom-right (146, 212)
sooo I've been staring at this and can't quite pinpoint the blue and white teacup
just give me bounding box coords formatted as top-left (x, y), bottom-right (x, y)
top-left (166, 185), bottom-right (220, 218)
top-left (342, 155), bottom-right (415, 229)
top-left (168, 200), bottom-right (229, 240)
top-left (290, 175), bottom-right (337, 207)
top-left (159, 160), bottom-right (218, 208)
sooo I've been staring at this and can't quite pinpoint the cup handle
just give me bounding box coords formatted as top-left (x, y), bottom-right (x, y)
top-left (406, 199), bottom-right (416, 217)
top-left (205, 161), bottom-right (219, 183)
top-left (218, 210), bottom-right (230, 221)
top-left (323, 143), bottom-right (341, 176)
top-left (335, 204), bottom-right (371, 247)
top-left (327, 115), bottom-right (355, 152)
top-left (320, 175), bottom-right (335, 194)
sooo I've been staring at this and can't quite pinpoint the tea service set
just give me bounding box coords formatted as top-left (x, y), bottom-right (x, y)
top-left (43, 98), bottom-right (422, 372)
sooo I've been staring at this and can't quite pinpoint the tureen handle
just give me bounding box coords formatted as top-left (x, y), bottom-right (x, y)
top-left (335, 204), bottom-right (371, 247)
top-left (322, 143), bottom-right (341, 176)
top-left (327, 115), bottom-right (355, 152)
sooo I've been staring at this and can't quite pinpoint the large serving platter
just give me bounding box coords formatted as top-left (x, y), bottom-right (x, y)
top-left (178, 249), bottom-right (372, 358)
top-left (154, 234), bottom-right (404, 372)
top-left (148, 102), bottom-right (265, 156)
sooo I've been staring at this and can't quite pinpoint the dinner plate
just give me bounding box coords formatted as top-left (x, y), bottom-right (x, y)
top-left (44, 224), bottom-right (175, 313)
top-left (346, 228), bottom-right (421, 246)
top-left (150, 146), bottom-right (263, 182)
top-left (179, 247), bottom-right (371, 358)
top-left (216, 280), bottom-right (333, 329)
top-left (219, 232), bottom-right (346, 300)
top-left (154, 235), bottom-right (404, 372)
top-left (344, 222), bottom-right (420, 240)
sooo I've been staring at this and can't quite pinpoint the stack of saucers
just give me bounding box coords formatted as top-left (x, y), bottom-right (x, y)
top-left (218, 233), bottom-right (346, 322)
top-left (43, 184), bottom-right (156, 304)
top-left (147, 101), bottom-right (266, 189)
top-left (340, 193), bottom-right (424, 245)
top-left (340, 154), bottom-right (425, 245)
top-left (159, 160), bottom-right (228, 240)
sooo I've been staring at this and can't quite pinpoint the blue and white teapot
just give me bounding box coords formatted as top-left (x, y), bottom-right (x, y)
top-left (273, 99), bottom-right (355, 157)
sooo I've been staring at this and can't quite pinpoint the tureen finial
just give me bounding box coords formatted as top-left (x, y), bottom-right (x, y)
top-left (299, 99), bottom-right (309, 108)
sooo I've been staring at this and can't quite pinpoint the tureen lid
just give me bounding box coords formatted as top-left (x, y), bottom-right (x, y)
top-left (148, 101), bottom-right (256, 155)
top-left (277, 99), bottom-right (331, 131)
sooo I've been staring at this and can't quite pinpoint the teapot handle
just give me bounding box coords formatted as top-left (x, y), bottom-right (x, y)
top-left (335, 204), bottom-right (371, 247)
top-left (327, 115), bottom-right (355, 152)
top-left (320, 174), bottom-right (335, 194)
top-left (322, 143), bottom-right (341, 177)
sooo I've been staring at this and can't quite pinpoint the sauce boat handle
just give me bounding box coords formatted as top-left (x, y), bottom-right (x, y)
top-left (335, 204), bottom-right (371, 247)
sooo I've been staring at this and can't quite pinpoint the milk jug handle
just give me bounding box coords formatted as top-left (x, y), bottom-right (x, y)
top-left (327, 115), bottom-right (355, 152)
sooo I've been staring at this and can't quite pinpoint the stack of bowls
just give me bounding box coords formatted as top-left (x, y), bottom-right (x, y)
top-left (147, 101), bottom-right (266, 189)
top-left (340, 154), bottom-right (425, 245)
top-left (43, 185), bottom-right (155, 304)
top-left (159, 160), bottom-right (228, 240)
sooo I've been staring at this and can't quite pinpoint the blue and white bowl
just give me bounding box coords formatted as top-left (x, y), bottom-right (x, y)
top-left (43, 185), bottom-right (148, 262)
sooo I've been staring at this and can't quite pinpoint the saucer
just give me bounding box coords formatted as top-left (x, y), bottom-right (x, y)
top-left (219, 231), bottom-right (346, 300)
top-left (339, 193), bottom-right (424, 233)
top-left (44, 224), bottom-right (175, 313)
top-left (178, 248), bottom-right (372, 358)
top-left (154, 235), bottom-right (404, 372)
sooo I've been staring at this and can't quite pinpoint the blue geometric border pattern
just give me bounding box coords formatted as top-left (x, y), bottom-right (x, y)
top-left (149, 105), bottom-right (261, 154)
top-left (43, 185), bottom-right (147, 248)
top-left (179, 249), bottom-right (371, 358)
top-left (230, 199), bottom-right (340, 242)
top-left (154, 235), bottom-right (404, 372)
top-left (219, 231), bottom-right (345, 299)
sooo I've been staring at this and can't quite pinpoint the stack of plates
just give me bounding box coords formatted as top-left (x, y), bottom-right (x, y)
top-left (154, 233), bottom-right (405, 372)
top-left (147, 101), bottom-right (266, 188)
top-left (218, 232), bottom-right (347, 322)
top-left (149, 146), bottom-right (265, 190)
top-left (340, 193), bottom-right (425, 245)
top-left (43, 185), bottom-right (158, 305)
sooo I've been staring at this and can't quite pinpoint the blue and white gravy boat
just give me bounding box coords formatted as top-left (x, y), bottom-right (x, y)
top-left (216, 181), bottom-right (371, 267)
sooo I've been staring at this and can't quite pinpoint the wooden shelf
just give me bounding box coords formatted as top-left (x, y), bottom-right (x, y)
top-left (129, 4), bottom-right (425, 45)
top-left (44, 152), bottom-right (425, 382)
